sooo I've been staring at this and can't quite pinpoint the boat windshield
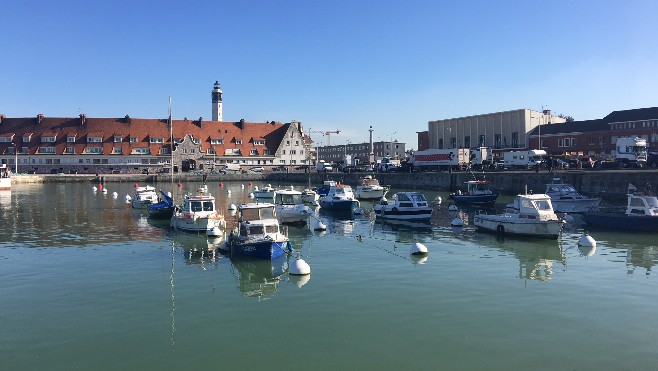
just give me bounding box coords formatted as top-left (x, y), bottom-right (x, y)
top-left (186, 201), bottom-right (214, 212)
top-left (647, 197), bottom-right (658, 208)
top-left (533, 199), bottom-right (553, 211)
top-left (241, 206), bottom-right (276, 221)
top-left (276, 193), bottom-right (301, 205)
top-left (410, 193), bottom-right (427, 202)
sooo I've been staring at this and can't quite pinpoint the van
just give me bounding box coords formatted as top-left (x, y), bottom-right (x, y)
top-left (221, 163), bottom-right (241, 173)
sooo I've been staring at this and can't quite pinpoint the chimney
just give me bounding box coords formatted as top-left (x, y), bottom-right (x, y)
top-left (124, 114), bottom-right (131, 124)
top-left (239, 118), bottom-right (245, 130)
top-left (79, 114), bottom-right (86, 126)
top-left (198, 117), bottom-right (203, 127)
top-left (37, 113), bottom-right (44, 124)
top-left (0, 114), bottom-right (5, 124)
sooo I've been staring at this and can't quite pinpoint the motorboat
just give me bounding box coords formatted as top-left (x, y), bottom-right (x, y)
top-left (0, 164), bottom-right (11, 191)
top-left (147, 190), bottom-right (175, 219)
top-left (274, 187), bottom-right (312, 224)
top-left (372, 192), bottom-right (433, 221)
top-left (583, 184), bottom-right (658, 232)
top-left (544, 177), bottom-right (601, 213)
top-left (301, 189), bottom-right (320, 204)
top-left (315, 180), bottom-right (337, 197)
top-left (449, 180), bottom-right (498, 206)
top-left (354, 175), bottom-right (389, 200)
top-left (131, 185), bottom-right (159, 209)
top-left (473, 193), bottom-right (564, 239)
top-left (226, 203), bottom-right (293, 259)
top-left (318, 184), bottom-right (360, 212)
top-left (253, 184), bottom-right (276, 199)
top-left (170, 187), bottom-right (226, 234)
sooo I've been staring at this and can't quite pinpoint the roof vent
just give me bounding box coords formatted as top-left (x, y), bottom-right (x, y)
top-left (37, 113), bottom-right (44, 124)
top-left (79, 114), bottom-right (86, 126)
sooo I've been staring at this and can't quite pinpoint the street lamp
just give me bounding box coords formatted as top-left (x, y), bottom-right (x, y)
top-left (13, 143), bottom-right (18, 174)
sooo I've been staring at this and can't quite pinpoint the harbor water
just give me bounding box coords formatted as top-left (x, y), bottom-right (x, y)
top-left (1, 181), bottom-right (657, 370)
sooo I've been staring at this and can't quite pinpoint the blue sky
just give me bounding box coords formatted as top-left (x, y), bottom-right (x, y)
top-left (2, 0), bottom-right (657, 149)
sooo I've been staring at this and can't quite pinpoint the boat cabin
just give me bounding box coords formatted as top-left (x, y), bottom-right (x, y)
top-left (466, 180), bottom-right (493, 195)
top-left (627, 193), bottom-right (658, 216)
top-left (510, 194), bottom-right (557, 221)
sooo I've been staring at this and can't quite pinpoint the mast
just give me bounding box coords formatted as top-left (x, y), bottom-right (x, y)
top-left (169, 96), bottom-right (174, 177)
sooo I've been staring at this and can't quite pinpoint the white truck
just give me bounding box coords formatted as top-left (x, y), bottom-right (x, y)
top-left (220, 163), bottom-right (241, 173)
top-left (409, 148), bottom-right (470, 171)
top-left (316, 160), bottom-right (333, 172)
top-left (470, 147), bottom-right (493, 169)
top-left (614, 137), bottom-right (647, 167)
top-left (502, 150), bottom-right (546, 169)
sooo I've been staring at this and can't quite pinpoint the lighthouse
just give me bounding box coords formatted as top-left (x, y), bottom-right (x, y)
top-left (211, 81), bottom-right (223, 121)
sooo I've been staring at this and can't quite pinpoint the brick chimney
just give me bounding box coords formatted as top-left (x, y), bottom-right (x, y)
top-left (79, 114), bottom-right (86, 126)
top-left (239, 118), bottom-right (245, 130)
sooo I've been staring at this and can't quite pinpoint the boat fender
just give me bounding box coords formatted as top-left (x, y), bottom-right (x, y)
top-left (496, 225), bottom-right (505, 234)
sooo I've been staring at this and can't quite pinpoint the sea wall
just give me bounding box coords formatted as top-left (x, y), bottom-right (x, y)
top-left (11, 170), bottom-right (658, 200)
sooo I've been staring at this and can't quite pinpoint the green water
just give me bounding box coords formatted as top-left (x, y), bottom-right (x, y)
top-left (0, 182), bottom-right (657, 370)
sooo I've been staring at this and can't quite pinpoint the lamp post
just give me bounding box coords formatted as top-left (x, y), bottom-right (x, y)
top-left (13, 143), bottom-right (18, 174)
top-left (389, 132), bottom-right (397, 157)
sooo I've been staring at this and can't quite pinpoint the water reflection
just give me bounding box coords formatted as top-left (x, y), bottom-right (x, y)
top-left (626, 245), bottom-right (658, 276)
top-left (230, 255), bottom-right (288, 300)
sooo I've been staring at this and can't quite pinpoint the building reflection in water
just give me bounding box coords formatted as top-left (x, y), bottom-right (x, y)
top-left (626, 245), bottom-right (658, 276)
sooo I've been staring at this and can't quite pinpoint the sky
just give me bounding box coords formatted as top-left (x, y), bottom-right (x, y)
top-left (2, 0), bottom-right (657, 149)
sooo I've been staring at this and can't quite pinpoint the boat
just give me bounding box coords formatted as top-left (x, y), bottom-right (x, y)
top-left (354, 175), bottom-right (389, 200)
top-left (131, 185), bottom-right (159, 209)
top-left (147, 190), bottom-right (175, 219)
top-left (473, 193), bottom-right (564, 239)
top-left (253, 184), bottom-right (276, 199)
top-left (372, 191), bottom-right (433, 221)
top-left (315, 180), bottom-right (337, 197)
top-left (449, 180), bottom-right (498, 206)
top-left (226, 203), bottom-right (293, 259)
top-left (583, 184), bottom-right (658, 232)
top-left (0, 164), bottom-right (11, 191)
top-left (544, 177), bottom-right (601, 213)
top-left (274, 187), bottom-right (312, 224)
top-left (170, 187), bottom-right (226, 234)
top-left (318, 184), bottom-right (360, 212)
top-left (301, 189), bottom-right (320, 204)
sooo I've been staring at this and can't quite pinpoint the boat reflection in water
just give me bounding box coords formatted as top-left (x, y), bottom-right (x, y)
top-left (171, 232), bottom-right (225, 266)
top-left (230, 255), bottom-right (288, 300)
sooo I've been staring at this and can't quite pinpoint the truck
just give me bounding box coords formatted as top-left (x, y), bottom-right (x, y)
top-left (316, 160), bottom-right (333, 172)
top-left (614, 137), bottom-right (647, 167)
top-left (470, 147), bottom-right (493, 169)
top-left (377, 157), bottom-right (401, 172)
top-left (502, 150), bottom-right (546, 169)
top-left (408, 148), bottom-right (470, 171)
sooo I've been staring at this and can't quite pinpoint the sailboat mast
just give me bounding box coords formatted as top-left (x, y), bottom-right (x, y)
top-left (169, 96), bottom-right (173, 176)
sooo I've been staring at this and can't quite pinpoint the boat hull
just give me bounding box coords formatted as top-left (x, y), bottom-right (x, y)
top-left (449, 193), bottom-right (498, 206)
top-left (0, 178), bottom-right (10, 191)
top-left (228, 237), bottom-right (292, 260)
top-left (552, 198), bottom-right (601, 213)
top-left (473, 215), bottom-right (563, 239)
top-left (171, 216), bottom-right (224, 234)
top-left (373, 205), bottom-right (432, 221)
top-left (355, 188), bottom-right (386, 200)
top-left (583, 212), bottom-right (658, 232)
top-left (319, 199), bottom-right (359, 211)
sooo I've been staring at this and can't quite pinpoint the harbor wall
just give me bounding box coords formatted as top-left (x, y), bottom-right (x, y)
top-left (10, 170), bottom-right (658, 200)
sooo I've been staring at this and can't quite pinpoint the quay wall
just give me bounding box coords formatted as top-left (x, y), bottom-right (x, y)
top-left (10, 170), bottom-right (658, 200)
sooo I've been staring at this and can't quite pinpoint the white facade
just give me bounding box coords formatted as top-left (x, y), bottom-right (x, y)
top-left (211, 81), bottom-right (223, 122)
top-left (428, 109), bottom-right (565, 151)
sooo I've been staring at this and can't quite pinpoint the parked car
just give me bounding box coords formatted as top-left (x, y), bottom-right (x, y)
top-left (272, 165), bottom-right (287, 171)
top-left (250, 166), bottom-right (265, 172)
top-left (580, 157), bottom-right (597, 168)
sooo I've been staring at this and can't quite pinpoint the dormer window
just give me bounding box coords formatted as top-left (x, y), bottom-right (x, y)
top-left (41, 134), bottom-right (57, 143)
top-left (130, 137), bottom-right (138, 143)
top-left (254, 140), bottom-right (265, 145)
top-left (67, 136), bottom-right (76, 143)
top-left (87, 135), bottom-right (103, 143)
top-left (114, 136), bottom-right (123, 143)
top-left (235, 139), bottom-right (242, 145)
top-left (149, 137), bottom-right (164, 143)
top-left (23, 134), bottom-right (32, 142)
top-left (211, 139), bottom-right (223, 145)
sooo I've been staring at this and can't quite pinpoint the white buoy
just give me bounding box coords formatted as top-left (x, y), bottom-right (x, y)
top-left (241, 184), bottom-right (245, 189)
top-left (410, 254), bottom-right (429, 265)
top-left (167, 191), bottom-right (172, 198)
top-left (226, 189), bottom-right (231, 195)
top-left (125, 194), bottom-right (132, 201)
top-left (578, 234), bottom-right (596, 248)
top-left (207, 226), bottom-right (222, 237)
top-left (248, 192), bottom-right (255, 198)
top-left (254, 186), bottom-right (259, 191)
top-left (102, 188), bottom-right (108, 194)
top-left (228, 203), bottom-right (237, 210)
top-left (410, 242), bottom-right (428, 255)
top-left (310, 217), bottom-right (327, 231)
top-left (112, 191), bottom-right (118, 198)
top-left (448, 205), bottom-right (458, 211)
top-left (434, 196), bottom-right (442, 204)
top-left (451, 217), bottom-right (464, 227)
top-left (92, 186), bottom-right (97, 192)
top-left (289, 258), bottom-right (311, 275)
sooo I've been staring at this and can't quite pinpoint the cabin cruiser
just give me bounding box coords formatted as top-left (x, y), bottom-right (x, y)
top-left (373, 192), bottom-right (433, 221)
top-left (0, 164), bottom-right (11, 191)
top-left (315, 180), bottom-right (337, 197)
top-left (473, 193), bottom-right (564, 239)
top-left (318, 184), bottom-right (360, 212)
top-left (354, 175), bottom-right (389, 200)
top-left (449, 180), bottom-right (498, 206)
top-left (274, 187), bottom-right (312, 224)
top-left (131, 185), bottom-right (159, 209)
top-left (544, 177), bottom-right (601, 213)
top-left (253, 184), bottom-right (276, 199)
top-left (226, 203), bottom-right (293, 259)
top-left (170, 187), bottom-right (226, 235)
top-left (583, 184), bottom-right (658, 231)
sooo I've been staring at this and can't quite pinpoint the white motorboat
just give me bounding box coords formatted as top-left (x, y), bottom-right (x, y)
top-left (318, 184), bottom-right (360, 212)
top-left (354, 175), bottom-right (389, 200)
top-left (301, 189), bottom-right (320, 204)
top-left (473, 193), bottom-right (564, 239)
top-left (583, 183), bottom-right (658, 231)
top-left (274, 187), bottom-right (312, 224)
top-left (226, 203), bottom-right (293, 260)
top-left (373, 192), bottom-right (433, 221)
top-left (253, 184), bottom-right (276, 199)
top-left (0, 164), bottom-right (11, 191)
top-left (544, 177), bottom-right (601, 213)
top-left (131, 185), bottom-right (159, 209)
top-left (170, 187), bottom-right (226, 234)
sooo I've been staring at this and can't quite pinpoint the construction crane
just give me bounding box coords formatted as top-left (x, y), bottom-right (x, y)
top-left (307, 129), bottom-right (341, 146)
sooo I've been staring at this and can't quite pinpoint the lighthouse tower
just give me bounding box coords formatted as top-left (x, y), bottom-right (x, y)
top-left (211, 81), bottom-right (223, 121)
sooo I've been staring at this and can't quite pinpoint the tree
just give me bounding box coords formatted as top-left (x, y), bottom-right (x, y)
top-left (557, 113), bottom-right (575, 122)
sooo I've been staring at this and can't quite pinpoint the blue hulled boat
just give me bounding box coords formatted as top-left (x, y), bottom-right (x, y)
top-left (315, 180), bottom-right (337, 197)
top-left (583, 185), bottom-right (658, 232)
top-left (147, 190), bottom-right (175, 219)
top-left (449, 180), bottom-right (498, 206)
top-left (318, 184), bottom-right (360, 212)
top-left (227, 203), bottom-right (293, 259)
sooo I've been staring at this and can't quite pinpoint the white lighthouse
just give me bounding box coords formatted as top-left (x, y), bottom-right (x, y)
top-left (211, 81), bottom-right (223, 121)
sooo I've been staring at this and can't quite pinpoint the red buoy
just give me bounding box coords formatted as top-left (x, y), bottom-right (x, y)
top-left (220, 182), bottom-right (224, 188)
top-left (178, 183), bottom-right (182, 188)
top-left (249, 182), bottom-right (253, 186)
top-left (135, 183), bottom-right (139, 188)
top-left (99, 183), bottom-right (103, 190)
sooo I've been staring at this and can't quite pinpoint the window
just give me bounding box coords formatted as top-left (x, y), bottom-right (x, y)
top-left (149, 137), bottom-right (164, 143)
top-left (113, 147), bottom-right (123, 154)
top-left (295, 141), bottom-right (299, 146)
top-left (67, 136), bottom-right (76, 143)
top-left (286, 140), bottom-right (290, 145)
top-left (86, 146), bottom-right (103, 154)
top-left (264, 150), bottom-right (271, 155)
top-left (464, 136), bottom-right (470, 148)
top-left (291, 150), bottom-right (297, 155)
top-left (87, 136), bottom-right (103, 143)
top-left (41, 136), bottom-right (56, 143)
top-left (39, 146), bottom-right (55, 153)
top-left (511, 132), bottom-right (519, 147)
top-left (207, 148), bottom-right (215, 155)
top-left (494, 134), bottom-right (501, 149)
top-left (130, 137), bottom-right (138, 143)
top-left (254, 140), bottom-right (264, 145)
top-left (132, 148), bottom-right (150, 154)
top-left (211, 139), bottom-right (223, 145)
top-left (479, 135), bottom-right (486, 147)
top-left (250, 149), bottom-right (258, 155)
top-left (540, 139), bottom-right (548, 148)
top-left (438, 138), bottom-right (444, 149)
top-left (588, 137), bottom-right (595, 145)
top-left (23, 135), bottom-right (31, 142)
top-left (114, 136), bottom-right (122, 143)
top-left (235, 140), bottom-right (242, 145)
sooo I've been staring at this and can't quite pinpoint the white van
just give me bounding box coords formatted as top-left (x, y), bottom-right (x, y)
top-left (220, 163), bottom-right (241, 173)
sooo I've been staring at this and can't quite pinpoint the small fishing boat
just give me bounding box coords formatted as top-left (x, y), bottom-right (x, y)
top-left (131, 185), bottom-right (159, 209)
top-left (170, 187), bottom-right (226, 234)
top-left (226, 203), bottom-right (293, 260)
top-left (583, 184), bottom-right (658, 232)
top-left (315, 180), bottom-right (337, 197)
top-left (449, 180), bottom-right (498, 206)
top-left (354, 175), bottom-right (389, 200)
top-left (318, 184), bottom-right (360, 212)
top-left (274, 187), bottom-right (312, 224)
top-left (473, 193), bottom-right (564, 239)
top-left (544, 177), bottom-right (601, 213)
top-left (373, 191), bottom-right (433, 221)
top-left (0, 164), bottom-right (11, 191)
top-left (253, 184), bottom-right (276, 199)
top-left (147, 190), bottom-right (175, 219)
top-left (301, 189), bottom-right (320, 204)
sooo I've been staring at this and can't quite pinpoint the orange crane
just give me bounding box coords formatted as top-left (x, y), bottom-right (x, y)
top-left (307, 129), bottom-right (341, 146)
